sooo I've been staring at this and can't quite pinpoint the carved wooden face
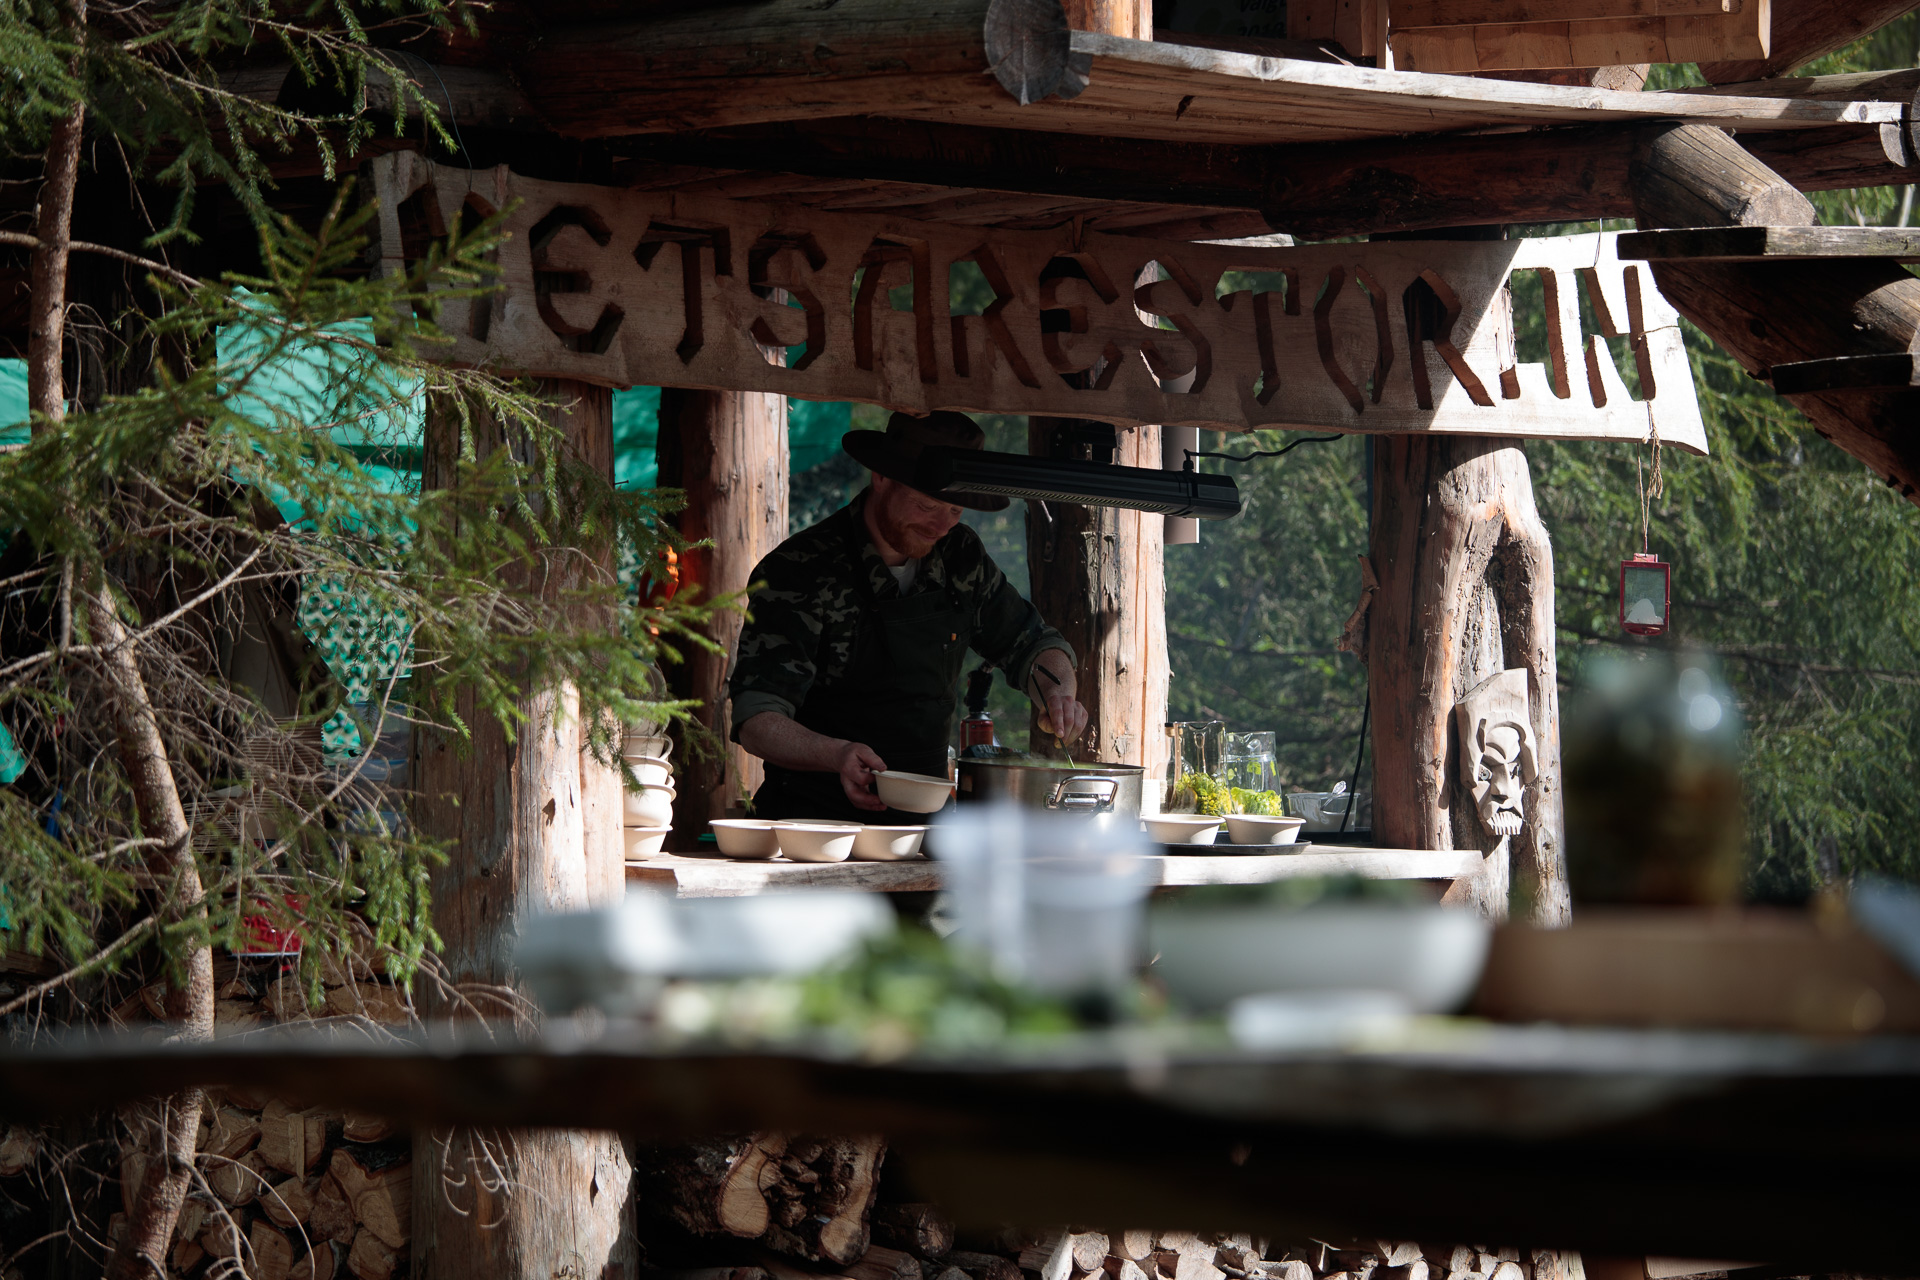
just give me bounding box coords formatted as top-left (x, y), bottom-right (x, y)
top-left (1469, 720), bottom-right (1531, 837)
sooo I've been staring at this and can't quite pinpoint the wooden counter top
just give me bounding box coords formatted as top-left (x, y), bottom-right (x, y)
top-left (625, 845), bottom-right (1483, 897)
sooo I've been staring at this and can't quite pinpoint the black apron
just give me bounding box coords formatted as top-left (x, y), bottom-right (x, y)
top-left (753, 547), bottom-right (971, 823)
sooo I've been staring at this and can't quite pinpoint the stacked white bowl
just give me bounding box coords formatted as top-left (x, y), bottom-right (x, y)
top-left (620, 727), bottom-right (674, 861)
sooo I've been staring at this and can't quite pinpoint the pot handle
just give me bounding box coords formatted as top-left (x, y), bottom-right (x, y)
top-left (1048, 775), bottom-right (1119, 813)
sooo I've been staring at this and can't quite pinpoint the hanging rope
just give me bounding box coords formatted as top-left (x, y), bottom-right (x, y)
top-left (1636, 424), bottom-right (1663, 553)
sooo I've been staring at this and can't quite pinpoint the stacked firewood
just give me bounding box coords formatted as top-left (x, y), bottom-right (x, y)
top-left (107, 948), bottom-right (411, 1033)
top-left (637, 1139), bottom-right (1575, 1280)
top-left (115, 1090), bottom-right (413, 1280)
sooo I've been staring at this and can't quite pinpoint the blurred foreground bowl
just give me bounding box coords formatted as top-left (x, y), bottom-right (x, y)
top-left (1147, 904), bottom-right (1490, 1012)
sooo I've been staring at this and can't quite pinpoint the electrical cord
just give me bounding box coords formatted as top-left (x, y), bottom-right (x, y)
top-left (1176, 429), bottom-right (1367, 831)
top-left (1339, 687), bottom-right (1370, 834)
top-left (1185, 434), bottom-right (1342, 467)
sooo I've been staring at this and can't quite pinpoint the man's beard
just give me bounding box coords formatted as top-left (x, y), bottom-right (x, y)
top-left (874, 501), bottom-right (941, 558)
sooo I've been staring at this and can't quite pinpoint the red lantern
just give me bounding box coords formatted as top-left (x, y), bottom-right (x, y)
top-left (1619, 552), bottom-right (1671, 637)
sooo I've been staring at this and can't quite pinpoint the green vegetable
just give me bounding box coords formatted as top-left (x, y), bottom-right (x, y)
top-left (1230, 787), bottom-right (1287, 816)
top-left (1188, 772), bottom-right (1232, 816)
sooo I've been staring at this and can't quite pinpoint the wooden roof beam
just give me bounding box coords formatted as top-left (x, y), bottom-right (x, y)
top-left (517, 0), bottom-right (1083, 139)
top-left (609, 111), bottom-right (1914, 240)
top-left (513, 3), bottom-right (1893, 146)
top-left (1697, 0), bottom-right (1920, 84)
top-left (1631, 123), bottom-right (1920, 505)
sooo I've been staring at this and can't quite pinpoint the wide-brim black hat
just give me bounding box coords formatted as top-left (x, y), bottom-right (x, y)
top-left (841, 411), bottom-right (1010, 512)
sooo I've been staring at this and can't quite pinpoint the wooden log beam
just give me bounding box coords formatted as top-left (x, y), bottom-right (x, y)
top-left (517, 0), bottom-right (1083, 139)
top-left (1368, 432), bottom-right (1568, 926)
top-left (411, 381), bottom-right (639, 1278)
top-left (655, 387), bottom-right (788, 847)
top-left (1697, 0), bottom-right (1920, 84)
top-left (1618, 225), bottom-right (1920, 262)
top-left (608, 111), bottom-right (1914, 241)
top-left (1629, 123), bottom-right (1920, 504)
top-left (1023, 0), bottom-right (1166, 776)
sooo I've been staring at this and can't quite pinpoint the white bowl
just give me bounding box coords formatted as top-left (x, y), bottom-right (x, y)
top-left (850, 825), bottom-right (928, 861)
top-left (1142, 814), bottom-right (1222, 845)
top-left (1223, 814), bottom-right (1307, 846)
top-left (623, 826), bottom-right (670, 861)
top-left (1148, 905), bottom-right (1492, 1013)
top-left (622, 754), bottom-right (673, 787)
top-left (773, 822), bottom-right (860, 863)
top-left (622, 783), bottom-right (676, 827)
top-left (622, 733), bottom-right (672, 759)
top-left (874, 770), bottom-right (953, 813)
top-left (710, 819), bottom-right (779, 859)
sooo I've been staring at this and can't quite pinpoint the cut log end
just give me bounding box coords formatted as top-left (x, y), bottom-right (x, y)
top-left (984, 0), bottom-right (1077, 105)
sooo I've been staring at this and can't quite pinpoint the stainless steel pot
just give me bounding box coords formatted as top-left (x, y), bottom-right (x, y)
top-left (955, 757), bottom-right (1145, 819)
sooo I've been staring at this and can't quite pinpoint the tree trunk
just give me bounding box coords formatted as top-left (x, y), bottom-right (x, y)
top-left (412, 379), bottom-right (638, 1280)
top-left (93, 586), bottom-right (217, 1280)
top-left (1023, 417), bottom-right (1167, 768)
top-left (1368, 436), bottom-right (1568, 926)
top-left (26, 20), bottom-right (217, 1270)
top-left (655, 387), bottom-right (788, 841)
top-left (25, 0), bottom-right (85, 431)
top-left (1630, 122), bottom-right (1920, 505)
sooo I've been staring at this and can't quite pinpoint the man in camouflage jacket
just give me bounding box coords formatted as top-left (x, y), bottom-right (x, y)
top-left (730, 412), bottom-right (1088, 821)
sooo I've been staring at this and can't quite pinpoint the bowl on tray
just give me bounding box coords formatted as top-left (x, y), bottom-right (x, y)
top-left (1223, 814), bottom-right (1307, 845)
top-left (1142, 813), bottom-right (1223, 845)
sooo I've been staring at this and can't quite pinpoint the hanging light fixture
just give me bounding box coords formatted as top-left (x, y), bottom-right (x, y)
top-left (1619, 552), bottom-right (1671, 637)
top-left (913, 444), bottom-right (1244, 520)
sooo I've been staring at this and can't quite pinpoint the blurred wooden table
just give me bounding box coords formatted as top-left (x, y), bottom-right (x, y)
top-left (4, 1020), bottom-right (1916, 1266)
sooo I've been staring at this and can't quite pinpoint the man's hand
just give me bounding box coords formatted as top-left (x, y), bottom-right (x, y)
top-left (1037, 693), bottom-right (1089, 745)
top-left (837, 741), bottom-right (890, 811)
top-left (1028, 650), bottom-right (1089, 745)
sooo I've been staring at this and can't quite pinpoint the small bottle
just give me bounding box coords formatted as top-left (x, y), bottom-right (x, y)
top-left (960, 664), bottom-right (997, 755)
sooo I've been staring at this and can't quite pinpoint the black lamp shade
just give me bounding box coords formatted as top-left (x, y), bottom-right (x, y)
top-left (913, 446), bottom-right (1243, 520)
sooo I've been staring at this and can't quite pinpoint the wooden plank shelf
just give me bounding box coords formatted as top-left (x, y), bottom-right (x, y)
top-left (902, 33), bottom-right (1901, 148)
top-left (1617, 225), bottom-right (1920, 262)
top-left (625, 846), bottom-right (1481, 897)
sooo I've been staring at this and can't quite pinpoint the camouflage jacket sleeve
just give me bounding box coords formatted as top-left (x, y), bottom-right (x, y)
top-left (953, 529), bottom-right (1075, 695)
top-left (728, 547), bottom-right (827, 738)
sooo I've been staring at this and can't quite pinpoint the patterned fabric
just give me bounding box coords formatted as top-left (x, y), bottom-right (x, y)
top-left (296, 576), bottom-right (410, 760)
top-left (729, 488), bottom-right (1070, 737)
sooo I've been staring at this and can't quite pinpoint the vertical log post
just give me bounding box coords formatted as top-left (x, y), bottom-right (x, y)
top-left (1024, 0), bottom-right (1166, 771)
top-left (1024, 417), bottom-right (1168, 768)
top-left (1629, 123), bottom-right (1920, 502)
top-left (655, 388), bottom-right (789, 843)
top-left (1368, 437), bottom-right (1569, 925)
top-left (412, 379), bottom-right (638, 1280)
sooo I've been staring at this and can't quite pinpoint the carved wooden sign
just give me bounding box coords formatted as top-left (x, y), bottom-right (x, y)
top-left (373, 154), bottom-right (1706, 452)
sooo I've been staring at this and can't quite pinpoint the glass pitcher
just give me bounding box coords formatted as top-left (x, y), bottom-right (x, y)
top-left (1163, 720), bottom-right (1225, 812)
top-left (1223, 730), bottom-right (1277, 794)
